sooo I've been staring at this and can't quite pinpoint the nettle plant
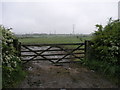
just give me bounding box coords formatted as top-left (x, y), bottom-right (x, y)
top-left (1, 25), bottom-right (21, 77)
top-left (92, 19), bottom-right (120, 65)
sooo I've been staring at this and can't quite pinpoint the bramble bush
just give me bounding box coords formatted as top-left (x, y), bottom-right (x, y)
top-left (1, 25), bottom-right (26, 88)
top-left (82, 19), bottom-right (120, 85)
top-left (92, 19), bottom-right (120, 65)
top-left (93, 19), bottom-right (120, 83)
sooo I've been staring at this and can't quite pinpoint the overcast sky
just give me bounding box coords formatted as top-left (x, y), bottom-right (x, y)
top-left (1, 0), bottom-right (119, 34)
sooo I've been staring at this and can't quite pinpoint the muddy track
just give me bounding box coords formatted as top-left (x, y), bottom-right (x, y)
top-left (18, 61), bottom-right (117, 88)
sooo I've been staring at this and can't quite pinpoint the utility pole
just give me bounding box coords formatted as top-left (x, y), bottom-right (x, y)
top-left (73, 24), bottom-right (75, 35)
top-left (49, 31), bottom-right (51, 35)
top-left (54, 30), bottom-right (56, 34)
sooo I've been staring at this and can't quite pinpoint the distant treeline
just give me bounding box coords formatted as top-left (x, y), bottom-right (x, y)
top-left (15, 33), bottom-right (93, 38)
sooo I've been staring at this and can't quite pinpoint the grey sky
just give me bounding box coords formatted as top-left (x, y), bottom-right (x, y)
top-left (1, 0), bottom-right (119, 34)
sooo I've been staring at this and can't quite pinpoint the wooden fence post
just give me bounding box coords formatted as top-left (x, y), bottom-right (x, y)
top-left (85, 40), bottom-right (87, 60)
top-left (18, 42), bottom-right (21, 57)
top-left (85, 40), bottom-right (91, 60)
top-left (13, 39), bottom-right (18, 50)
top-left (13, 39), bottom-right (20, 56)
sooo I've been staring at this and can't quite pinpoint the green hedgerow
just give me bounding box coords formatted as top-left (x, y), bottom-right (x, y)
top-left (82, 19), bottom-right (120, 85)
top-left (1, 25), bottom-right (26, 88)
top-left (92, 19), bottom-right (120, 65)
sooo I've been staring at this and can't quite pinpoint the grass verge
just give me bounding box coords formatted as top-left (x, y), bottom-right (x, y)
top-left (80, 59), bottom-right (119, 86)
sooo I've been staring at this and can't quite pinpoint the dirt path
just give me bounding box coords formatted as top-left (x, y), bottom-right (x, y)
top-left (18, 61), bottom-right (117, 88)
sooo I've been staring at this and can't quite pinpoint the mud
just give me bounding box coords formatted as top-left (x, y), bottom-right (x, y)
top-left (18, 61), bottom-right (117, 88)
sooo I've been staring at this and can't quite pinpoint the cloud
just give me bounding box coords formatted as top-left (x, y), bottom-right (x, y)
top-left (2, 0), bottom-right (120, 3)
top-left (0, 2), bottom-right (2, 24)
top-left (2, 1), bottom-right (118, 34)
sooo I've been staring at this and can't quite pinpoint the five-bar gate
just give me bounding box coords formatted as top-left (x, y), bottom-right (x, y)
top-left (20, 43), bottom-right (85, 64)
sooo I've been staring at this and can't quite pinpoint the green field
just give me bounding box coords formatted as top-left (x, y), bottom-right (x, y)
top-left (18, 34), bottom-right (92, 61)
top-left (18, 34), bottom-right (92, 44)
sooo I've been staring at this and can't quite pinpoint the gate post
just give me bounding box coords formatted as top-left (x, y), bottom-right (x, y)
top-left (18, 42), bottom-right (21, 57)
top-left (85, 40), bottom-right (91, 60)
top-left (13, 39), bottom-right (20, 56)
top-left (13, 39), bottom-right (18, 50)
